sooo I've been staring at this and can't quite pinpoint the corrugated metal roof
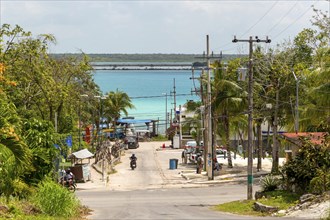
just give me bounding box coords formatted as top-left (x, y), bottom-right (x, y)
top-left (117, 119), bottom-right (152, 124)
top-left (70, 149), bottom-right (94, 159)
top-left (281, 132), bottom-right (327, 145)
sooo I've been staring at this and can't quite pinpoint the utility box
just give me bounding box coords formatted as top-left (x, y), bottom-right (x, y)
top-left (70, 164), bottom-right (91, 183)
top-left (173, 135), bottom-right (180, 149)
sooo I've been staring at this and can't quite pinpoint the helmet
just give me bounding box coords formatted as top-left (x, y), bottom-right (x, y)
top-left (132, 154), bottom-right (135, 157)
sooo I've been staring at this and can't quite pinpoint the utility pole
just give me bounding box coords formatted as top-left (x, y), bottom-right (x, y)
top-left (232, 36), bottom-right (271, 200)
top-left (206, 35), bottom-right (213, 180)
top-left (195, 35), bottom-right (222, 180)
top-left (171, 78), bottom-right (180, 148)
top-left (162, 93), bottom-right (168, 135)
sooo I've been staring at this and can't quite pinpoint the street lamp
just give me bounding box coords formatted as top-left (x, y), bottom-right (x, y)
top-left (79, 94), bottom-right (88, 150)
top-left (292, 71), bottom-right (299, 134)
top-left (94, 95), bottom-right (107, 143)
top-left (162, 93), bottom-right (168, 135)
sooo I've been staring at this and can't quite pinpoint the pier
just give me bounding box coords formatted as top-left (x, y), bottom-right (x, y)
top-left (91, 63), bottom-right (193, 70)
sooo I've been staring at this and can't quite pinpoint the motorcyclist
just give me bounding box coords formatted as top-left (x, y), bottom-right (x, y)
top-left (130, 154), bottom-right (137, 161)
top-left (64, 168), bottom-right (75, 186)
top-left (130, 154), bottom-right (137, 168)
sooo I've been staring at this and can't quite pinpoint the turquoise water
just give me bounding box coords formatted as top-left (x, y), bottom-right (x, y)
top-left (93, 69), bottom-right (201, 132)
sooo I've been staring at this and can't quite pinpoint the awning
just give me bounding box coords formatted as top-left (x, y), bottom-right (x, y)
top-left (117, 119), bottom-right (152, 124)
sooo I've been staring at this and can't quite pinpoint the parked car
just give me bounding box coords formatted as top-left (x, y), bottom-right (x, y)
top-left (125, 135), bottom-right (139, 149)
top-left (184, 140), bottom-right (197, 153)
top-left (216, 149), bottom-right (227, 163)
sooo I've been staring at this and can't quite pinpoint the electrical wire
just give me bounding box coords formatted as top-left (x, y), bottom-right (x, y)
top-left (266, 1), bottom-right (299, 35)
top-left (272, 0), bottom-right (319, 41)
top-left (239, 1), bottom-right (279, 38)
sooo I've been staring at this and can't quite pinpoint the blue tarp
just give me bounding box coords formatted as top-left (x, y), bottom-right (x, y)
top-left (117, 119), bottom-right (152, 124)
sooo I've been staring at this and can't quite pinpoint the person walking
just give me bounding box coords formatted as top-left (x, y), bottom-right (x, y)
top-left (181, 150), bottom-right (185, 163)
top-left (196, 153), bottom-right (203, 174)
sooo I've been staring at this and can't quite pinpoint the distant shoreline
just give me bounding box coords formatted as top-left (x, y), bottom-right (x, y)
top-left (50, 53), bottom-right (246, 63)
top-left (92, 62), bottom-right (194, 70)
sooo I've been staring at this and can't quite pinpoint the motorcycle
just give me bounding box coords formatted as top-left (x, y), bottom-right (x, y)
top-left (130, 158), bottom-right (137, 170)
top-left (59, 176), bottom-right (77, 192)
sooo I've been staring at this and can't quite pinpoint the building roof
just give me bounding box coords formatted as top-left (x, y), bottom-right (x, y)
top-left (69, 149), bottom-right (94, 159)
top-left (281, 132), bottom-right (328, 145)
top-left (117, 118), bottom-right (153, 124)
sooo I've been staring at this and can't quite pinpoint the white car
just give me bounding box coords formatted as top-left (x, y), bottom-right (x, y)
top-left (216, 149), bottom-right (227, 162)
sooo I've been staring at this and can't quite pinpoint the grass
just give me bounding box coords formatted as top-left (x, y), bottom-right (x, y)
top-left (0, 197), bottom-right (90, 220)
top-left (213, 190), bottom-right (300, 217)
top-left (151, 135), bottom-right (168, 141)
top-left (0, 177), bottom-right (91, 220)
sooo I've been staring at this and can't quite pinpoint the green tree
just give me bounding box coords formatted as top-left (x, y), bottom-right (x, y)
top-left (21, 118), bottom-right (61, 184)
top-left (212, 60), bottom-right (247, 168)
top-left (103, 89), bottom-right (135, 131)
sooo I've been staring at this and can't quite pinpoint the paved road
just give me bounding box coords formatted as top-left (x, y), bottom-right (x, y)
top-left (76, 141), bottom-right (296, 219)
top-left (78, 184), bottom-right (293, 220)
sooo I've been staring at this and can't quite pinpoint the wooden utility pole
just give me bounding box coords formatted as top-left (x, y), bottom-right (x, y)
top-left (232, 36), bottom-right (271, 200)
top-left (196, 35), bottom-right (222, 180)
top-left (206, 35), bottom-right (213, 180)
top-left (171, 78), bottom-right (180, 148)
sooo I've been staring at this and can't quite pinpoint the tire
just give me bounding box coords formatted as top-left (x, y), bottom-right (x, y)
top-left (69, 184), bottom-right (76, 192)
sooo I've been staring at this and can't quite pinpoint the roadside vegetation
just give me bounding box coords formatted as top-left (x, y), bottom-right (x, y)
top-left (213, 136), bottom-right (330, 217)
top-left (213, 190), bottom-right (300, 217)
top-left (0, 24), bottom-right (133, 219)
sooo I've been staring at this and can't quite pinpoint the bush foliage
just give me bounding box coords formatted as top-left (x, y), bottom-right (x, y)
top-left (32, 178), bottom-right (80, 217)
top-left (260, 174), bottom-right (279, 192)
top-left (281, 136), bottom-right (330, 193)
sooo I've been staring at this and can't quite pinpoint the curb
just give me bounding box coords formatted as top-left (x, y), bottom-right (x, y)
top-left (180, 171), bottom-right (271, 184)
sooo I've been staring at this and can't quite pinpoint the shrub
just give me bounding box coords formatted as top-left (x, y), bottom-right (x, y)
top-left (260, 174), bottom-right (279, 192)
top-left (309, 167), bottom-right (330, 194)
top-left (32, 178), bottom-right (80, 217)
top-left (281, 136), bottom-right (330, 194)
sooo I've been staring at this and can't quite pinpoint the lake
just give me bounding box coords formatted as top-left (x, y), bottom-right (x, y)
top-left (93, 69), bottom-right (201, 133)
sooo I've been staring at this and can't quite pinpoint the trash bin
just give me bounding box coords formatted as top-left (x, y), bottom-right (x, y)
top-left (174, 159), bottom-right (178, 169)
top-left (169, 159), bottom-right (177, 169)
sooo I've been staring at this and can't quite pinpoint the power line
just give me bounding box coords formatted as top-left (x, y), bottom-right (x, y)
top-left (239, 1), bottom-right (279, 38)
top-left (266, 1), bottom-right (299, 35)
top-left (272, 0), bottom-right (318, 40)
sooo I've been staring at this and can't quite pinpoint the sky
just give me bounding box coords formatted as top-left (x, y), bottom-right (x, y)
top-left (0, 0), bottom-right (329, 54)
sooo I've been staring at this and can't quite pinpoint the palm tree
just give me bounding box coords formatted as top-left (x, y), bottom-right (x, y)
top-left (212, 61), bottom-right (247, 168)
top-left (103, 89), bottom-right (135, 136)
top-left (0, 94), bottom-right (32, 202)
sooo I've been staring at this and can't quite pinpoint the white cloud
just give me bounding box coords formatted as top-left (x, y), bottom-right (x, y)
top-left (1, 0), bottom-right (328, 54)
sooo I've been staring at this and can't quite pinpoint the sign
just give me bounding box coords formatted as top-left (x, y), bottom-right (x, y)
top-left (65, 135), bottom-right (72, 148)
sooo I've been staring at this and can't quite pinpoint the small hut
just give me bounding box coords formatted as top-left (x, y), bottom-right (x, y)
top-left (68, 149), bottom-right (94, 182)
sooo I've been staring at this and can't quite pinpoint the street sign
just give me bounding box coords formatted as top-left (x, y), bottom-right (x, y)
top-left (66, 135), bottom-right (72, 148)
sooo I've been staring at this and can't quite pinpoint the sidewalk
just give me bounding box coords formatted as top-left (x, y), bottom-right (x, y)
top-left (155, 143), bottom-right (285, 186)
top-left (76, 158), bottom-right (107, 190)
top-left (77, 143), bottom-right (286, 190)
